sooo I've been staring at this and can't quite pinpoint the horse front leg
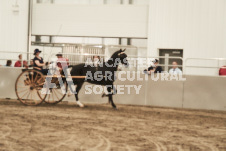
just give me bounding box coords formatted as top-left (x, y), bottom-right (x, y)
top-left (102, 85), bottom-right (117, 98)
top-left (74, 82), bottom-right (84, 107)
top-left (107, 86), bottom-right (117, 109)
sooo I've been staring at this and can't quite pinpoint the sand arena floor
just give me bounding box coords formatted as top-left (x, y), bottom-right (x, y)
top-left (0, 99), bottom-right (225, 151)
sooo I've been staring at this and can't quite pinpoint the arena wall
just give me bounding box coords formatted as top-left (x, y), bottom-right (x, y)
top-left (148, 0), bottom-right (226, 75)
top-left (0, 68), bottom-right (225, 111)
top-left (32, 4), bottom-right (148, 38)
top-left (0, 0), bottom-right (29, 59)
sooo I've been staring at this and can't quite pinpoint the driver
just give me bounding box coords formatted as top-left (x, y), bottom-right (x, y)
top-left (33, 49), bottom-right (49, 75)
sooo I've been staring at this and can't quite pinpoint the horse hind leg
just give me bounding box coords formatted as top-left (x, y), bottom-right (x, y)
top-left (74, 82), bottom-right (84, 107)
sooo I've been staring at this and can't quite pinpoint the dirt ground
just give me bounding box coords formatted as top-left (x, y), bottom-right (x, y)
top-left (0, 99), bottom-right (225, 151)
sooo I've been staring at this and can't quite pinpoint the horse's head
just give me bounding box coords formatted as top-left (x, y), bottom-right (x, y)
top-left (117, 49), bottom-right (129, 68)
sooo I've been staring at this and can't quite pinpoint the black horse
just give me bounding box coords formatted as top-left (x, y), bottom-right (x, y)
top-left (69, 49), bottom-right (129, 109)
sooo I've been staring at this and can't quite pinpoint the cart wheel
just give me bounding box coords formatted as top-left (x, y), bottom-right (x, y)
top-left (15, 69), bottom-right (46, 106)
top-left (44, 77), bottom-right (68, 104)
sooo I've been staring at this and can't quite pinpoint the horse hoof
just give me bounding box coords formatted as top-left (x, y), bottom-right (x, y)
top-left (76, 101), bottom-right (84, 108)
top-left (112, 105), bottom-right (117, 109)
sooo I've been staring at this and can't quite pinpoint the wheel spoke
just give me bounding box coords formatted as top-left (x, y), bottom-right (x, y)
top-left (25, 73), bottom-right (32, 85)
top-left (17, 86), bottom-right (29, 88)
top-left (53, 89), bottom-right (60, 101)
top-left (34, 73), bottom-right (38, 83)
top-left (47, 93), bottom-right (50, 103)
top-left (36, 76), bottom-right (44, 85)
top-left (31, 72), bottom-right (34, 83)
top-left (34, 73), bottom-right (41, 83)
top-left (32, 90), bottom-right (39, 105)
top-left (26, 91), bottom-right (31, 100)
top-left (20, 90), bottom-right (30, 99)
top-left (17, 81), bottom-right (26, 85)
top-left (30, 90), bottom-right (33, 101)
top-left (17, 88), bottom-right (29, 93)
top-left (52, 92), bottom-right (55, 103)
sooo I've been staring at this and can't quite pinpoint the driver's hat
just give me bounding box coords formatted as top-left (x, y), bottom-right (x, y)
top-left (33, 49), bottom-right (42, 55)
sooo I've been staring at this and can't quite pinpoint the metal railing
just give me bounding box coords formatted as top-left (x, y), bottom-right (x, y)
top-left (0, 51), bottom-right (184, 72)
top-left (46, 53), bottom-right (184, 74)
top-left (0, 51), bottom-right (47, 67)
top-left (124, 55), bottom-right (184, 72)
top-left (1, 50), bottom-right (226, 76)
top-left (184, 58), bottom-right (226, 75)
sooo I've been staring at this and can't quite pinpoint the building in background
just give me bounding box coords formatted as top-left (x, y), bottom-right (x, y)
top-left (0, 0), bottom-right (226, 76)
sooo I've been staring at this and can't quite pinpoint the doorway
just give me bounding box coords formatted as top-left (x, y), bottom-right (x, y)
top-left (159, 49), bottom-right (183, 72)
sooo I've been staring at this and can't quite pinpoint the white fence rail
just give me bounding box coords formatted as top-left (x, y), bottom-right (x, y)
top-left (184, 58), bottom-right (226, 76)
top-left (1, 50), bottom-right (226, 76)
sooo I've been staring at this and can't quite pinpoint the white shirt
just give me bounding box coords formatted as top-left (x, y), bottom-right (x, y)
top-left (169, 67), bottom-right (182, 74)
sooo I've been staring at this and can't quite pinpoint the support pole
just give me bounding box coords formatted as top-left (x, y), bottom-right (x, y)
top-left (27, 0), bottom-right (32, 64)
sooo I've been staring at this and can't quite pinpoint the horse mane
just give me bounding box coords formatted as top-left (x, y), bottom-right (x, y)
top-left (110, 50), bottom-right (121, 58)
